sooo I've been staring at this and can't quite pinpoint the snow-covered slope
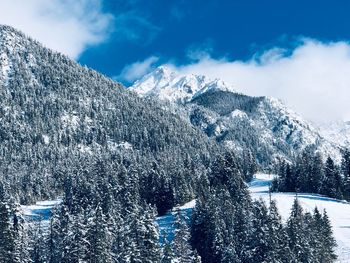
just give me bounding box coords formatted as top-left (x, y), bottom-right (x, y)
top-left (316, 121), bottom-right (350, 149)
top-left (131, 66), bottom-right (342, 166)
top-left (131, 65), bottom-right (236, 103)
top-left (250, 174), bottom-right (350, 262)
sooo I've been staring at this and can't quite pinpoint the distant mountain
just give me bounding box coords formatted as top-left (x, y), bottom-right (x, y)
top-left (316, 121), bottom-right (350, 148)
top-left (132, 65), bottom-right (235, 103)
top-left (131, 66), bottom-right (342, 167)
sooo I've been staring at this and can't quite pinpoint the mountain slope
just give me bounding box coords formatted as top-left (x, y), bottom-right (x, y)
top-left (316, 121), bottom-right (350, 148)
top-left (131, 66), bottom-right (341, 167)
top-left (0, 25), bottom-right (216, 204)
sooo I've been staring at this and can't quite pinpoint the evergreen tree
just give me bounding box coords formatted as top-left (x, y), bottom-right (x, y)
top-left (161, 239), bottom-right (175, 263)
top-left (173, 209), bottom-right (196, 262)
top-left (322, 157), bottom-right (343, 199)
top-left (286, 199), bottom-right (312, 262)
top-left (87, 205), bottom-right (112, 263)
top-left (320, 210), bottom-right (337, 262)
top-left (247, 199), bottom-right (270, 263)
top-left (266, 200), bottom-right (292, 263)
top-left (140, 205), bottom-right (161, 263)
top-left (342, 150), bottom-right (350, 200)
top-left (0, 201), bottom-right (16, 263)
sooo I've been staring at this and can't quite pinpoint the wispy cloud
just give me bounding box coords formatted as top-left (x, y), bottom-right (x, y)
top-left (170, 5), bottom-right (185, 21)
top-left (0, 0), bottom-right (113, 59)
top-left (117, 56), bottom-right (159, 83)
top-left (186, 40), bottom-right (215, 61)
top-left (172, 38), bottom-right (350, 122)
top-left (114, 12), bottom-right (161, 45)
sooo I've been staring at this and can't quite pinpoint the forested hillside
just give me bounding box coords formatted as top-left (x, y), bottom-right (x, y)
top-left (0, 25), bottom-right (220, 262)
top-left (0, 25), bottom-right (217, 206)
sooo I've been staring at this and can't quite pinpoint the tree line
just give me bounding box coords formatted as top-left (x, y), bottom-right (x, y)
top-left (272, 148), bottom-right (350, 200)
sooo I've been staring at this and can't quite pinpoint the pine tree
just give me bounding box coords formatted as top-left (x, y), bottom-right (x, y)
top-left (323, 157), bottom-right (343, 199)
top-left (310, 207), bottom-right (325, 263)
top-left (66, 213), bottom-right (89, 263)
top-left (0, 199), bottom-right (17, 263)
top-left (310, 152), bottom-right (324, 193)
top-left (247, 199), bottom-right (270, 263)
top-left (12, 205), bottom-right (31, 263)
top-left (320, 210), bottom-right (337, 262)
top-left (172, 209), bottom-right (195, 262)
top-left (266, 200), bottom-right (292, 263)
top-left (286, 199), bottom-right (313, 262)
top-left (140, 205), bottom-right (161, 263)
top-left (161, 239), bottom-right (175, 263)
top-left (342, 150), bottom-right (350, 200)
top-left (87, 205), bottom-right (112, 263)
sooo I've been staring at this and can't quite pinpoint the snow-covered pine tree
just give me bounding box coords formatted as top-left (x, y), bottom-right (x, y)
top-left (320, 210), bottom-right (337, 262)
top-left (247, 199), bottom-right (270, 263)
top-left (172, 209), bottom-right (196, 262)
top-left (322, 157), bottom-right (343, 199)
top-left (87, 205), bottom-right (112, 263)
top-left (161, 239), bottom-right (175, 263)
top-left (342, 149), bottom-right (350, 200)
top-left (0, 201), bottom-right (17, 263)
top-left (139, 205), bottom-right (161, 263)
top-left (266, 200), bottom-right (292, 263)
top-left (286, 199), bottom-right (313, 262)
top-left (0, 185), bottom-right (30, 263)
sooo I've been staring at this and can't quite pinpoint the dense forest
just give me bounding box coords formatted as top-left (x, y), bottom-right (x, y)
top-left (272, 148), bottom-right (350, 200)
top-left (0, 152), bottom-right (337, 263)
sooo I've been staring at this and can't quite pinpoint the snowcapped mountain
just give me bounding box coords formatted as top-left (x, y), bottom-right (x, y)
top-left (131, 65), bottom-right (235, 103)
top-left (131, 66), bottom-right (342, 166)
top-left (316, 121), bottom-right (350, 148)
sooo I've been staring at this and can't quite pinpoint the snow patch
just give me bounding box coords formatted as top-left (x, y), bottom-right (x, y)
top-left (230, 109), bottom-right (248, 119)
top-left (61, 113), bottom-right (79, 129)
top-left (42, 134), bottom-right (50, 144)
top-left (174, 199), bottom-right (196, 210)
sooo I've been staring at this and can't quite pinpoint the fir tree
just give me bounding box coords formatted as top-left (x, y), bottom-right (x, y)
top-left (320, 210), bottom-right (337, 262)
top-left (172, 209), bottom-right (196, 262)
top-left (286, 199), bottom-right (312, 262)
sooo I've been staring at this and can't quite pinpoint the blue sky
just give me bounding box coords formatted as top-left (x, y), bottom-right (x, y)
top-left (78, 0), bottom-right (350, 84)
top-left (1, 0), bottom-right (350, 121)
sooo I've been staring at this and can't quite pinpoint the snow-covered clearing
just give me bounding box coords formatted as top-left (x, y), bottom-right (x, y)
top-left (251, 173), bottom-right (350, 263)
top-left (156, 200), bottom-right (195, 244)
top-left (21, 199), bottom-right (61, 222)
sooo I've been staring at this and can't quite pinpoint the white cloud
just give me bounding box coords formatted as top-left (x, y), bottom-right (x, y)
top-left (0, 0), bottom-right (113, 59)
top-left (118, 56), bottom-right (159, 83)
top-left (114, 12), bottom-right (161, 45)
top-left (174, 39), bottom-right (350, 122)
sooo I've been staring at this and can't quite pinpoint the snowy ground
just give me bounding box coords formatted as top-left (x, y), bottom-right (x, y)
top-left (21, 199), bottom-right (61, 222)
top-left (156, 200), bottom-right (195, 244)
top-left (250, 173), bottom-right (350, 263)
